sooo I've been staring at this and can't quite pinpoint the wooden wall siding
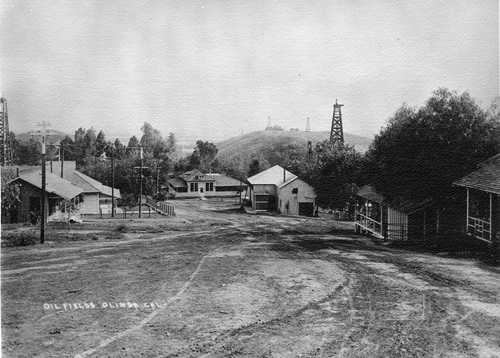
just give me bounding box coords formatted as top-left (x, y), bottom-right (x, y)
top-left (386, 208), bottom-right (408, 241)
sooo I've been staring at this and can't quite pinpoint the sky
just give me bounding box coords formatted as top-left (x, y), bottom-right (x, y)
top-left (1, 0), bottom-right (498, 144)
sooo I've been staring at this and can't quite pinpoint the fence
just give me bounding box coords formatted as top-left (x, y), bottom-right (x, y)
top-left (145, 196), bottom-right (175, 216)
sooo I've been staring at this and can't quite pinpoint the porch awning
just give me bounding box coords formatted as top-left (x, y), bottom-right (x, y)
top-left (454, 153), bottom-right (500, 195)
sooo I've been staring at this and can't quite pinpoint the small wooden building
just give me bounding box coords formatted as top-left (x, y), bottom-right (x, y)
top-left (247, 165), bottom-right (316, 216)
top-left (454, 153), bottom-right (500, 243)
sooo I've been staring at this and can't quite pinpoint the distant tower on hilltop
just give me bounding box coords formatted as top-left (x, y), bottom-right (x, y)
top-left (306, 117), bottom-right (311, 132)
top-left (266, 116), bottom-right (272, 130)
top-left (330, 99), bottom-right (344, 143)
top-left (0, 97), bottom-right (13, 166)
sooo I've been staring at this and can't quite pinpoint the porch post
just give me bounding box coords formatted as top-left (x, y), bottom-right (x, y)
top-left (490, 193), bottom-right (493, 242)
top-left (466, 188), bottom-right (469, 233)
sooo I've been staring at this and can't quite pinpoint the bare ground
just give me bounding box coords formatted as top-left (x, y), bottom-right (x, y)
top-left (2, 199), bottom-right (500, 357)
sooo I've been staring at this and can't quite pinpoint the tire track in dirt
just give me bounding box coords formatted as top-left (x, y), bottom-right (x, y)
top-left (74, 247), bottom-right (220, 358)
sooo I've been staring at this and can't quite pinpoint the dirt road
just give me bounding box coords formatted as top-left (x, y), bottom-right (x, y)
top-left (2, 199), bottom-right (500, 357)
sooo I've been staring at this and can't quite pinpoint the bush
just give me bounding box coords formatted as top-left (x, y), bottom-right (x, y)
top-left (2, 230), bottom-right (39, 247)
top-left (115, 224), bottom-right (128, 233)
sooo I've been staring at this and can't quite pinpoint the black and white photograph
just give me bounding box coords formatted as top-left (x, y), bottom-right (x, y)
top-left (1, 1), bottom-right (499, 357)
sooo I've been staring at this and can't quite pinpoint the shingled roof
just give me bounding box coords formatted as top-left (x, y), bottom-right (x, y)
top-left (454, 153), bottom-right (500, 195)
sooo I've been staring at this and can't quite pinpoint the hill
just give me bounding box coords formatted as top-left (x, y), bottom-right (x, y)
top-left (218, 130), bottom-right (371, 156)
top-left (216, 130), bottom-right (372, 174)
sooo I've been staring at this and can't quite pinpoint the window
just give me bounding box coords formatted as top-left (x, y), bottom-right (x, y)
top-left (190, 183), bottom-right (199, 192)
top-left (206, 182), bottom-right (213, 191)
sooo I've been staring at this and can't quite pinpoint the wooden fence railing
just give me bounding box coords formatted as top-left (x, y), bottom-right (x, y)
top-left (145, 196), bottom-right (175, 216)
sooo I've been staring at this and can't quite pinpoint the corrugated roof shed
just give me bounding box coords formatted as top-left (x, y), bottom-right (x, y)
top-left (454, 153), bottom-right (500, 194)
top-left (247, 165), bottom-right (297, 186)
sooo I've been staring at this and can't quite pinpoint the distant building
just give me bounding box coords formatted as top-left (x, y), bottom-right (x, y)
top-left (246, 165), bottom-right (316, 216)
top-left (454, 153), bottom-right (500, 243)
top-left (167, 169), bottom-right (245, 199)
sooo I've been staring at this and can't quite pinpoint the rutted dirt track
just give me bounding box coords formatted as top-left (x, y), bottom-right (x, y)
top-left (2, 199), bottom-right (500, 357)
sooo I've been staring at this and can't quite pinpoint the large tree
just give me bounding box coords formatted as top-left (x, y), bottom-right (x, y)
top-left (303, 140), bottom-right (363, 211)
top-left (190, 140), bottom-right (219, 172)
top-left (365, 89), bottom-right (500, 206)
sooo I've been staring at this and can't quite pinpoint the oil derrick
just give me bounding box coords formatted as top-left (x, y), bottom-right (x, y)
top-left (329, 99), bottom-right (344, 143)
top-left (0, 97), bottom-right (13, 166)
top-left (306, 117), bottom-right (311, 132)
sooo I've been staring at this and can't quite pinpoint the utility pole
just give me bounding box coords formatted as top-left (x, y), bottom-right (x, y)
top-left (32, 121), bottom-right (51, 244)
top-left (139, 146), bottom-right (143, 218)
top-left (111, 154), bottom-right (115, 218)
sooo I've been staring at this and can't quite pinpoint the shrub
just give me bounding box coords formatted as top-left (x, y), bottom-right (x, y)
top-left (115, 224), bottom-right (128, 233)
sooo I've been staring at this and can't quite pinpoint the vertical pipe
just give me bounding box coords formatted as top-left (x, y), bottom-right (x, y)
top-left (61, 143), bottom-right (64, 178)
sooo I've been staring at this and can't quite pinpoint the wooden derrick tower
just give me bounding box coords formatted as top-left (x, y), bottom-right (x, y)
top-left (329, 99), bottom-right (344, 143)
top-left (0, 97), bottom-right (13, 166)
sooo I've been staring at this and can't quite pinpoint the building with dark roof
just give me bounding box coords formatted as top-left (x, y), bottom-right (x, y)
top-left (454, 153), bottom-right (500, 243)
top-left (167, 169), bottom-right (245, 199)
top-left (355, 185), bottom-right (441, 241)
top-left (8, 171), bottom-right (84, 223)
top-left (2, 161), bottom-right (121, 223)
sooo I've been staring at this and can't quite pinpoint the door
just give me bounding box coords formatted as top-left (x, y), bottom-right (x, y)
top-left (298, 202), bottom-right (314, 217)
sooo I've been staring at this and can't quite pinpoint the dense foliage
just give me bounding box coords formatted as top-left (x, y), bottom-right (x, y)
top-left (302, 141), bottom-right (363, 211)
top-left (365, 89), bottom-right (500, 206)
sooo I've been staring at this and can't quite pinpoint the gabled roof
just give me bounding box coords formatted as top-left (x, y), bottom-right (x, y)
top-left (247, 165), bottom-right (297, 186)
top-left (454, 153), bottom-right (500, 195)
top-left (13, 171), bottom-right (84, 200)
